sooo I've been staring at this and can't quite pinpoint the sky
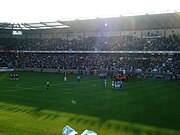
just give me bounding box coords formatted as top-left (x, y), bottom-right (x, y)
top-left (0, 0), bottom-right (180, 23)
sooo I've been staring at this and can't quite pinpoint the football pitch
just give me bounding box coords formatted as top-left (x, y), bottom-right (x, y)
top-left (0, 72), bottom-right (180, 135)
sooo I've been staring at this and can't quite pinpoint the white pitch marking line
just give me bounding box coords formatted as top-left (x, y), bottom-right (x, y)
top-left (0, 79), bottom-right (100, 93)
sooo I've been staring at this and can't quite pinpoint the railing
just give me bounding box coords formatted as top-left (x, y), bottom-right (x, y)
top-left (0, 50), bottom-right (180, 54)
top-left (18, 50), bottom-right (180, 54)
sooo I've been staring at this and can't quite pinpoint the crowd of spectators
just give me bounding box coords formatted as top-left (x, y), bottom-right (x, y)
top-left (0, 34), bottom-right (179, 51)
top-left (1, 53), bottom-right (179, 74)
top-left (0, 34), bottom-right (179, 75)
top-left (99, 35), bottom-right (180, 51)
top-left (0, 38), bottom-right (96, 51)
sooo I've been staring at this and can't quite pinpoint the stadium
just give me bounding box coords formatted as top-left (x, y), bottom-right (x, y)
top-left (0, 0), bottom-right (180, 135)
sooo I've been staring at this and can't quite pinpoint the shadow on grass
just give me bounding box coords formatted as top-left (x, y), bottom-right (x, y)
top-left (0, 104), bottom-right (60, 120)
top-left (0, 103), bottom-right (180, 135)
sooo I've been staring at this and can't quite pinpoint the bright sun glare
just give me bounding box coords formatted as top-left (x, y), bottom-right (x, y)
top-left (0, 0), bottom-right (179, 23)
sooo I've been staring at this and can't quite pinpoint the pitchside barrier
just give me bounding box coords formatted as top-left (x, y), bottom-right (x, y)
top-left (0, 67), bottom-right (13, 72)
top-left (1, 67), bottom-right (179, 80)
top-left (30, 68), bottom-right (176, 80)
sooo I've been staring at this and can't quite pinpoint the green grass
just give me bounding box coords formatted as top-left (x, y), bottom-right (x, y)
top-left (0, 71), bottom-right (180, 135)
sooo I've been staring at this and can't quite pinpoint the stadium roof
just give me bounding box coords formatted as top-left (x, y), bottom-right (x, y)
top-left (0, 12), bottom-right (180, 32)
top-left (62, 12), bottom-right (180, 32)
top-left (0, 21), bottom-right (69, 30)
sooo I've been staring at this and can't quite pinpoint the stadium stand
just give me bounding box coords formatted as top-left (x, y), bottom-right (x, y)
top-left (0, 12), bottom-right (180, 78)
top-left (0, 35), bottom-right (180, 51)
top-left (0, 53), bottom-right (179, 75)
